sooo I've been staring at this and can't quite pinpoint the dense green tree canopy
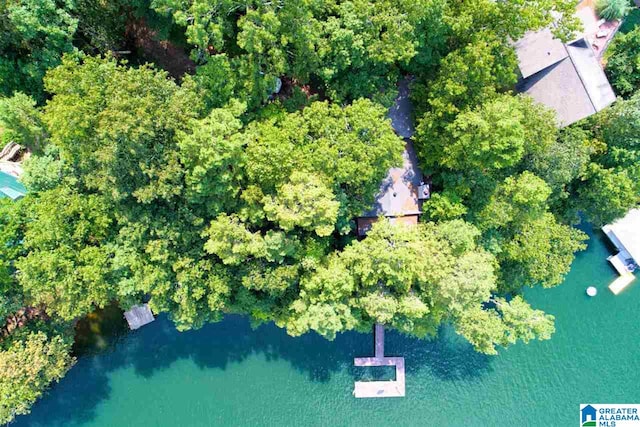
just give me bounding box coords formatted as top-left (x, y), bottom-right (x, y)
top-left (151, 0), bottom-right (450, 105)
top-left (566, 94), bottom-right (640, 225)
top-left (605, 27), bottom-right (640, 97)
top-left (285, 219), bottom-right (555, 353)
top-left (0, 0), bottom-right (77, 99)
top-left (0, 0), bottom-right (616, 421)
top-left (0, 331), bottom-right (74, 425)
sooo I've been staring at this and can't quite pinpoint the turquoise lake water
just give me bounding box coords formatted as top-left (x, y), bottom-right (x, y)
top-left (13, 226), bottom-right (639, 426)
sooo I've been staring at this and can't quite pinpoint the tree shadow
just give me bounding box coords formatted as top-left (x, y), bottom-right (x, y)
top-left (13, 315), bottom-right (493, 427)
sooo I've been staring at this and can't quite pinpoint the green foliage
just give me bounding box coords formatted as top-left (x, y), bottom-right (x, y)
top-left (72, 0), bottom-right (130, 52)
top-left (0, 198), bottom-right (28, 319)
top-left (20, 145), bottom-right (70, 193)
top-left (0, 0), bottom-right (77, 99)
top-left (286, 219), bottom-right (555, 353)
top-left (242, 99), bottom-right (404, 229)
top-left (263, 172), bottom-right (340, 237)
top-left (575, 163), bottom-right (637, 226)
top-left (422, 191), bottom-right (468, 222)
top-left (455, 296), bottom-right (555, 355)
top-left (478, 173), bottom-right (588, 289)
top-left (177, 101), bottom-right (245, 215)
top-left (190, 54), bottom-right (236, 110)
top-left (526, 127), bottom-right (594, 204)
top-left (500, 213), bottom-right (588, 289)
top-left (477, 172), bottom-right (552, 231)
top-left (444, 0), bottom-right (581, 43)
top-left (152, 0), bottom-right (448, 106)
top-left (413, 35), bottom-right (518, 120)
top-left (44, 54), bottom-right (200, 203)
top-left (597, 93), bottom-right (640, 171)
top-left (606, 27), bottom-right (640, 97)
top-left (564, 95), bottom-right (640, 225)
top-left (440, 95), bottom-right (555, 172)
top-left (0, 331), bottom-right (74, 424)
top-left (0, 0), bottom-right (602, 418)
top-left (596, 0), bottom-right (632, 21)
top-left (17, 188), bottom-right (116, 320)
top-left (0, 93), bottom-right (46, 151)
top-left (204, 214), bottom-right (267, 266)
top-left (419, 94), bottom-right (557, 174)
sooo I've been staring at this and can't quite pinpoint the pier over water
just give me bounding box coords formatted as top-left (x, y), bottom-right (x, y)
top-left (353, 324), bottom-right (406, 398)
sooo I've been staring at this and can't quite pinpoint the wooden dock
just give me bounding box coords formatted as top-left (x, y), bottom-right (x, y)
top-left (609, 273), bottom-right (636, 295)
top-left (124, 304), bottom-right (155, 330)
top-left (353, 324), bottom-right (406, 398)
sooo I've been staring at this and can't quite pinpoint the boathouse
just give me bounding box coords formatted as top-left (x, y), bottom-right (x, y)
top-left (602, 209), bottom-right (640, 294)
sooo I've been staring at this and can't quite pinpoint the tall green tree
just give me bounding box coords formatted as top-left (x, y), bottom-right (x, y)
top-left (574, 164), bottom-right (637, 226)
top-left (43, 54), bottom-right (200, 203)
top-left (0, 92), bottom-right (46, 151)
top-left (605, 27), bottom-right (640, 97)
top-left (0, 331), bottom-right (74, 425)
top-left (0, 0), bottom-right (77, 99)
top-left (242, 99), bottom-right (404, 230)
top-left (0, 198), bottom-right (28, 319)
top-left (17, 188), bottom-right (116, 320)
top-left (285, 220), bottom-right (557, 353)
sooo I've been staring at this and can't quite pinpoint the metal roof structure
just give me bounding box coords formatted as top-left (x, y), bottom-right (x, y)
top-left (0, 171), bottom-right (26, 200)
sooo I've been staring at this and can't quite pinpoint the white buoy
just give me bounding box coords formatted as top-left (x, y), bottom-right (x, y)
top-left (586, 286), bottom-right (598, 297)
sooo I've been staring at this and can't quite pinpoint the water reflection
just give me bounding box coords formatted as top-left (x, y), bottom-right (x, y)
top-left (14, 315), bottom-right (492, 427)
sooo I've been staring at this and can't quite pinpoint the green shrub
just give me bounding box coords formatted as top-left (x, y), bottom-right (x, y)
top-left (606, 27), bottom-right (640, 97)
top-left (596, 0), bottom-right (632, 21)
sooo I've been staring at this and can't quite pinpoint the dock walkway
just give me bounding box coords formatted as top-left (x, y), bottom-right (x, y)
top-left (353, 324), bottom-right (406, 398)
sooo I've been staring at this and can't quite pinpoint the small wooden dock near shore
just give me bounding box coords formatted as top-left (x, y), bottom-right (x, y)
top-left (353, 324), bottom-right (406, 398)
top-left (124, 304), bottom-right (155, 330)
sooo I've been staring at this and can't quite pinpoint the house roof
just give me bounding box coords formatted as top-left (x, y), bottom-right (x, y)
top-left (515, 33), bottom-right (616, 126)
top-left (362, 139), bottom-right (423, 217)
top-left (388, 78), bottom-right (415, 139)
top-left (566, 39), bottom-right (617, 111)
top-left (361, 78), bottom-right (424, 218)
top-left (515, 29), bottom-right (569, 79)
top-left (603, 208), bottom-right (640, 264)
top-left (0, 171), bottom-right (26, 200)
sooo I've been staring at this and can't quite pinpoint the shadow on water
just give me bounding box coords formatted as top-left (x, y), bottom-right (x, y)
top-left (13, 315), bottom-right (493, 427)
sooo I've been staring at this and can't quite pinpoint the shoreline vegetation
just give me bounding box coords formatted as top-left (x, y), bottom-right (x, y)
top-left (0, 0), bottom-right (639, 424)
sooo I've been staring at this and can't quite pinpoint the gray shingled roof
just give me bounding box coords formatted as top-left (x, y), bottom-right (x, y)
top-left (362, 78), bottom-right (423, 217)
top-left (515, 29), bottom-right (568, 79)
top-left (515, 35), bottom-right (616, 126)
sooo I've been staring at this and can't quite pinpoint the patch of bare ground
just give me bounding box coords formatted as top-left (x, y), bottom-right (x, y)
top-left (124, 18), bottom-right (195, 79)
